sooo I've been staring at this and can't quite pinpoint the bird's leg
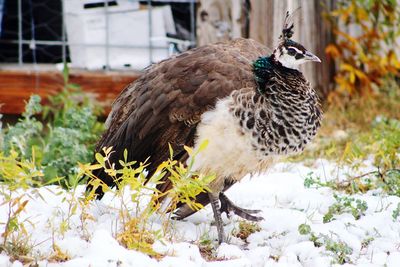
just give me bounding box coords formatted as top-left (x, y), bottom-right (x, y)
top-left (219, 193), bottom-right (263, 221)
top-left (208, 192), bottom-right (225, 244)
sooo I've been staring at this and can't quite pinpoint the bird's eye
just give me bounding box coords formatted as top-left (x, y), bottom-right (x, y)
top-left (287, 48), bottom-right (296, 56)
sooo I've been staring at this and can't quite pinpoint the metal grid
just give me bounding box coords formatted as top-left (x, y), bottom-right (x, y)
top-left (0, 0), bottom-right (196, 70)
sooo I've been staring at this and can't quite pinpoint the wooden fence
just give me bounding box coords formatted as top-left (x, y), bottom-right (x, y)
top-left (0, 66), bottom-right (139, 115)
top-left (197, 0), bottom-right (336, 97)
top-left (5, 0), bottom-right (380, 114)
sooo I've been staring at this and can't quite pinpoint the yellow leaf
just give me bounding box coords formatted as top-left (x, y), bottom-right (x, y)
top-left (95, 153), bottom-right (104, 165)
top-left (103, 146), bottom-right (113, 155)
top-left (183, 145), bottom-right (193, 156)
top-left (79, 162), bottom-right (102, 171)
top-left (340, 63), bottom-right (354, 72)
top-left (168, 143), bottom-right (174, 159)
top-left (356, 8), bottom-right (368, 21)
top-left (14, 200), bottom-right (28, 216)
top-left (155, 162), bottom-right (168, 174)
top-left (198, 140), bottom-right (209, 152)
top-left (349, 71), bottom-right (355, 84)
top-left (354, 69), bottom-right (369, 82)
top-left (123, 149), bottom-right (128, 161)
top-left (335, 30), bottom-right (358, 44)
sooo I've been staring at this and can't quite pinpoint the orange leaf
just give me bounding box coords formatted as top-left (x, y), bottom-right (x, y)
top-left (354, 69), bottom-right (369, 83)
top-left (325, 44), bottom-right (341, 58)
top-left (14, 200), bottom-right (29, 216)
top-left (334, 30), bottom-right (358, 45)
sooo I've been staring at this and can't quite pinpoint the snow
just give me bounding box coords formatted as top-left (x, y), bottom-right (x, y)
top-left (1, 159), bottom-right (400, 266)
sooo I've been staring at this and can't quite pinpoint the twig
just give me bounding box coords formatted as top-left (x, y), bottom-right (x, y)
top-left (337, 168), bottom-right (400, 188)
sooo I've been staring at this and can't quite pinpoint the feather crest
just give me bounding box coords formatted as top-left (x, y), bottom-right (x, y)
top-left (279, 8), bottom-right (300, 40)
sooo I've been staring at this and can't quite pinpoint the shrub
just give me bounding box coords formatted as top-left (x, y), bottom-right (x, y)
top-left (325, 0), bottom-right (400, 98)
top-left (84, 144), bottom-right (215, 255)
top-left (1, 89), bottom-right (103, 187)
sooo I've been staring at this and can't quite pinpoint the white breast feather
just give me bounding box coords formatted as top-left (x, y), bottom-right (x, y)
top-left (190, 97), bottom-right (276, 191)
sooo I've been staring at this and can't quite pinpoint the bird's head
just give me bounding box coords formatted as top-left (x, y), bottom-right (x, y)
top-left (272, 11), bottom-right (320, 69)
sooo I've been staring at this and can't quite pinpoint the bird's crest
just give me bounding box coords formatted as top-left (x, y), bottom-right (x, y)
top-left (279, 9), bottom-right (300, 41)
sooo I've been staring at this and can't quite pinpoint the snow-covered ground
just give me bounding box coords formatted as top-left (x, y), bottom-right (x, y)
top-left (1, 159), bottom-right (400, 267)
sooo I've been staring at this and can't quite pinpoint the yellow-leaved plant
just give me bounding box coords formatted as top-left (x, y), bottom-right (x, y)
top-left (83, 141), bottom-right (215, 257)
top-left (0, 149), bottom-right (44, 262)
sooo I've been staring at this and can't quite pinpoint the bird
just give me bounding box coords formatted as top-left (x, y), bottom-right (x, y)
top-left (87, 11), bottom-right (322, 244)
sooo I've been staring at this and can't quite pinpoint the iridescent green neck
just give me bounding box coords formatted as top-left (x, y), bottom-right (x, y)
top-left (252, 56), bottom-right (274, 94)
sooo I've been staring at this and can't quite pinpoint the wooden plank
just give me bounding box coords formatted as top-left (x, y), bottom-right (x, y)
top-left (196, 0), bottom-right (335, 98)
top-left (0, 68), bottom-right (141, 114)
top-left (196, 0), bottom-right (244, 46)
top-left (249, 0), bottom-right (335, 98)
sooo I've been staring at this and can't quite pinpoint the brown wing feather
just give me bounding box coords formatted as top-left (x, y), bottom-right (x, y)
top-left (90, 38), bottom-right (270, 200)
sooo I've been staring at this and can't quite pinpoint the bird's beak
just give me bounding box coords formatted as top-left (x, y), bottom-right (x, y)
top-left (305, 51), bottom-right (321, 63)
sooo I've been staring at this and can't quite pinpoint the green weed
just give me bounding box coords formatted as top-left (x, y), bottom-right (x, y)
top-left (2, 92), bottom-right (102, 187)
top-left (323, 194), bottom-right (368, 223)
top-left (298, 224), bottom-right (353, 265)
top-left (198, 232), bottom-right (216, 261)
top-left (324, 236), bottom-right (353, 265)
top-left (392, 203), bottom-right (400, 221)
top-left (298, 223), bottom-right (312, 235)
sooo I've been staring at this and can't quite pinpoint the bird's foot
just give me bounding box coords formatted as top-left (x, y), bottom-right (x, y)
top-left (209, 192), bottom-right (226, 244)
top-left (219, 193), bottom-right (263, 222)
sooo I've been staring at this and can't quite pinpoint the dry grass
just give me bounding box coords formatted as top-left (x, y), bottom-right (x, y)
top-left (290, 79), bottom-right (400, 162)
top-left (321, 81), bottom-right (400, 135)
top-left (232, 220), bottom-right (262, 241)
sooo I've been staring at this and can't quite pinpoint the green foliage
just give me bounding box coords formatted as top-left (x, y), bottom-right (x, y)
top-left (336, 116), bottom-right (400, 171)
top-left (298, 223), bottom-right (311, 235)
top-left (324, 236), bottom-right (353, 265)
top-left (309, 232), bottom-right (323, 248)
top-left (304, 172), bottom-right (337, 190)
top-left (334, 117), bottom-right (400, 196)
top-left (304, 170), bottom-right (375, 195)
top-left (366, 117), bottom-right (400, 169)
top-left (377, 169), bottom-right (400, 196)
top-left (1, 63), bottom-right (103, 187)
top-left (298, 224), bottom-right (353, 265)
top-left (0, 86), bottom-right (217, 258)
top-left (0, 149), bottom-right (44, 189)
top-left (2, 96), bottom-right (43, 159)
top-left (0, 65), bottom-right (220, 259)
top-left (392, 203), bottom-right (400, 221)
top-left (323, 194), bottom-right (368, 223)
top-left (198, 232), bottom-right (216, 261)
top-left (1, 88), bottom-right (103, 187)
top-left (0, 67), bottom-right (105, 261)
top-left (298, 106), bottom-right (400, 197)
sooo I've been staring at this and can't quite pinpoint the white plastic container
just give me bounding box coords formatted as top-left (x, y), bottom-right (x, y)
top-left (64, 0), bottom-right (176, 70)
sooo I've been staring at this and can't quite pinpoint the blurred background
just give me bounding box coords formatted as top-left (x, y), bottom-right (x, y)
top-left (0, 0), bottom-right (398, 114)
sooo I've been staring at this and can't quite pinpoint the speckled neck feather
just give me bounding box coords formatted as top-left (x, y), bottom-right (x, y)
top-left (228, 55), bottom-right (322, 157)
top-left (253, 56), bottom-right (300, 94)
